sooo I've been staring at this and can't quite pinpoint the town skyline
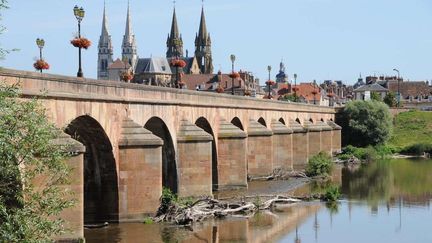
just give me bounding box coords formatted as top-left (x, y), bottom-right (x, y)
top-left (2, 0), bottom-right (432, 84)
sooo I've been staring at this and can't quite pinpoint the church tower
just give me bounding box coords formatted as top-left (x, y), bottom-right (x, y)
top-left (122, 2), bottom-right (138, 70)
top-left (166, 7), bottom-right (184, 58)
top-left (194, 7), bottom-right (213, 74)
top-left (97, 4), bottom-right (113, 80)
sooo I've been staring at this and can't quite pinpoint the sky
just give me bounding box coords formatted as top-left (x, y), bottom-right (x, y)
top-left (1, 0), bottom-right (432, 84)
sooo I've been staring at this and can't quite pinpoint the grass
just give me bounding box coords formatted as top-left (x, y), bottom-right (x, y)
top-left (389, 110), bottom-right (432, 149)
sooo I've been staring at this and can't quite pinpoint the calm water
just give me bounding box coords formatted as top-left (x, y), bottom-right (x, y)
top-left (85, 158), bottom-right (432, 243)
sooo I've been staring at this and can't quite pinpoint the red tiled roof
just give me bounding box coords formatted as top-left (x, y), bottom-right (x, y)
top-left (108, 58), bottom-right (130, 69)
top-left (285, 83), bottom-right (321, 102)
top-left (387, 81), bottom-right (431, 98)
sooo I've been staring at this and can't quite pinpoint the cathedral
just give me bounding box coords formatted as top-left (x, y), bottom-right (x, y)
top-left (97, 3), bottom-right (214, 84)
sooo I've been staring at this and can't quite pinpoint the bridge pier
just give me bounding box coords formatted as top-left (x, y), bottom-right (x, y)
top-left (118, 118), bottom-right (163, 222)
top-left (290, 119), bottom-right (309, 169)
top-left (304, 120), bottom-right (322, 157)
top-left (328, 120), bottom-right (342, 154)
top-left (217, 119), bottom-right (248, 190)
top-left (318, 120), bottom-right (334, 155)
top-left (247, 119), bottom-right (273, 177)
top-left (271, 119), bottom-right (293, 171)
top-left (177, 120), bottom-right (213, 197)
top-left (53, 132), bottom-right (86, 242)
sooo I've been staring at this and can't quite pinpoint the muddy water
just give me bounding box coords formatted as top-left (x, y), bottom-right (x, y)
top-left (85, 158), bottom-right (432, 243)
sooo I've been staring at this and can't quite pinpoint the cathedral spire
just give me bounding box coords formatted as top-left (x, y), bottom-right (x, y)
top-left (98, 1), bottom-right (113, 80)
top-left (194, 5), bottom-right (213, 74)
top-left (124, 1), bottom-right (132, 39)
top-left (197, 7), bottom-right (208, 44)
top-left (122, 0), bottom-right (138, 69)
top-left (166, 6), bottom-right (183, 58)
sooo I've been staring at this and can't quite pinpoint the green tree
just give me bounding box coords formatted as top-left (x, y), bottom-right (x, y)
top-left (370, 92), bottom-right (382, 101)
top-left (383, 92), bottom-right (397, 107)
top-left (279, 94), bottom-right (296, 102)
top-left (342, 100), bottom-right (393, 147)
top-left (0, 83), bottom-right (73, 242)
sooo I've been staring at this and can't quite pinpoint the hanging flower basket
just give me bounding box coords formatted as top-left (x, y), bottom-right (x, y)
top-left (170, 58), bottom-right (186, 68)
top-left (292, 87), bottom-right (300, 92)
top-left (33, 59), bottom-right (50, 71)
top-left (244, 90), bottom-right (251, 96)
top-left (265, 80), bottom-right (275, 86)
top-left (120, 71), bottom-right (134, 82)
top-left (70, 37), bottom-right (92, 49)
top-left (263, 94), bottom-right (273, 99)
top-left (327, 93), bottom-right (335, 98)
top-left (216, 86), bottom-right (224, 93)
top-left (311, 90), bottom-right (318, 95)
top-left (229, 72), bottom-right (240, 79)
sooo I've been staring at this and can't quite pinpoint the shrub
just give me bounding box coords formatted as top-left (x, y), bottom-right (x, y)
top-left (342, 100), bottom-right (393, 147)
top-left (0, 83), bottom-right (73, 241)
top-left (400, 143), bottom-right (432, 156)
top-left (384, 92), bottom-right (397, 107)
top-left (323, 185), bottom-right (341, 202)
top-left (157, 187), bottom-right (178, 216)
top-left (305, 152), bottom-right (333, 177)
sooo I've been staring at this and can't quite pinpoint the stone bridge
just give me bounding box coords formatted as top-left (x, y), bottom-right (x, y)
top-left (0, 68), bottom-right (341, 241)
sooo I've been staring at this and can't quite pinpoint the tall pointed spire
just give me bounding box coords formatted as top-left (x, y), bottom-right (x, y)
top-left (197, 7), bottom-right (208, 43)
top-left (166, 5), bottom-right (183, 58)
top-left (124, 1), bottom-right (132, 39)
top-left (122, 0), bottom-right (138, 69)
top-left (170, 7), bottom-right (180, 39)
top-left (98, 1), bottom-right (113, 80)
top-left (194, 4), bottom-right (213, 74)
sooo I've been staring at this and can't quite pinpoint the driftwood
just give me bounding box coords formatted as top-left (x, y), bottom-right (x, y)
top-left (154, 195), bottom-right (302, 225)
top-left (248, 169), bottom-right (309, 181)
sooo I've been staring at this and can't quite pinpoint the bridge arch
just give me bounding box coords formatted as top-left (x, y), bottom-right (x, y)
top-left (258, 117), bottom-right (267, 127)
top-left (195, 117), bottom-right (218, 191)
top-left (144, 117), bottom-right (178, 194)
top-left (64, 115), bottom-right (119, 224)
top-left (295, 118), bottom-right (302, 125)
top-left (231, 117), bottom-right (244, 131)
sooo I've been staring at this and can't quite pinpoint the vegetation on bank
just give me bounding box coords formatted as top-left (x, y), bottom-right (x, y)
top-left (0, 83), bottom-right (73, 241)
top-left (388, 110), bottom-right (432, 155)
top-left (305, 152), bottom-right (333, 177)
top-left (341, 100), bottom-right (393, 147)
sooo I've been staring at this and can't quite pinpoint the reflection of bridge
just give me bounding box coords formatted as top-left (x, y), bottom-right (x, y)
top-left (1, 68), bottom-right (341, 241)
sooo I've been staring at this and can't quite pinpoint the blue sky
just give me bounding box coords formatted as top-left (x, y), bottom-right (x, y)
top-left (1, 0), bottom-right (432, 84)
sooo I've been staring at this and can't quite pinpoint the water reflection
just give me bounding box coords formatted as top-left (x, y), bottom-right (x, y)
top-left (85, 158), bottom-right (432, 242)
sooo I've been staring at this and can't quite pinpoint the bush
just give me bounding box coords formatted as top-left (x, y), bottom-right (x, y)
top-left (384, 92), bottom-right (397, 107)
top-left (400, 143), bottom-right (432, 156)
top-left (342, 100), bottom-right (393, 147)
top-left (340, 145), bottom-right (379, 162)
top-left (323, 185), bottom-right (341, 202)
top-left (0, 83), bottom-right (73, 241)
top-left (305, 152), bottom-right (333, 177)
top-left (157, 187), bottom-right (178, 216)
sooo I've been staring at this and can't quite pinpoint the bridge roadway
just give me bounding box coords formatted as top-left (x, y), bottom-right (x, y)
top-left (0, 68), bottom-right (341, 241)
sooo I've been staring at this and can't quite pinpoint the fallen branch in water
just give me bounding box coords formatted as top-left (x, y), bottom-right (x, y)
top-left (248, 169), bottom-right (309, 181)
top-left (154, 195), bottom-right (302, 225)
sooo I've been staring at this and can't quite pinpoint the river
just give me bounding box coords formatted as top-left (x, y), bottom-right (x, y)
top-left (85, 158), bottom-right (432, 242)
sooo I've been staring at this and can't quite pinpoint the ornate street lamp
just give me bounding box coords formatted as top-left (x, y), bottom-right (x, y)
top-left (230, 54), bottom-right (237, 95)
top-left (170, 58), bottom-right (186, 88)
top-left (73, 5), bottom-right (85, 78)
top-left (34, 38), bottom-right (49, 73)
top-left (293, 73), bottom-right (298, 102)
top-left (265, 65), bottom-right (275, 99)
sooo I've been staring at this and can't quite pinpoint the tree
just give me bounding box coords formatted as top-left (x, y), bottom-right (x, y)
top-left (342, 100), bottom-right (393, 147)
top-left (0, 83), bottom-right (73, 242)
top-left (383, 92), bottom-right (397, 107)
top-left (279, 94), bottom-right (296, 102)
top-left (370, 92), bottom-right (382, 102)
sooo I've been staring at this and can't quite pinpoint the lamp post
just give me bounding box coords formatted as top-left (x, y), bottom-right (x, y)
top-left (267, 65), bottom-right (272, 98)
top-left (230, 54), bottom-right (236, 95)
top-left (293, 73), bottom-right (298, 102)
top-left (36, 38), bottom-right (45, 73)
top-left (73, 5), bottom-right (85, 78)
top-left (393, 68), bottom-right (400, 107)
